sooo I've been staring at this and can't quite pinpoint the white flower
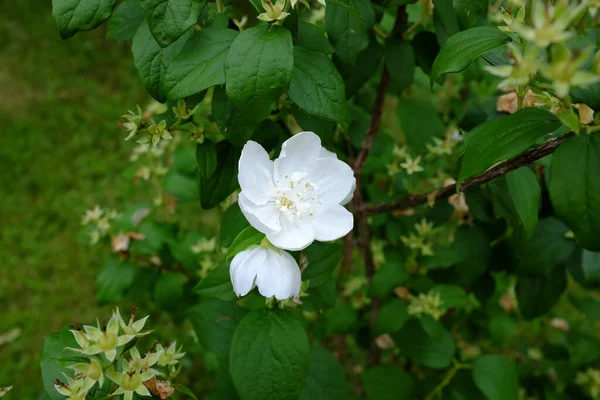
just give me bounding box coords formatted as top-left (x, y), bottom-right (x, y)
top-left (230, 244), bottom-right (301, 300)
top-left (237, 131), bottom-right (355, 251)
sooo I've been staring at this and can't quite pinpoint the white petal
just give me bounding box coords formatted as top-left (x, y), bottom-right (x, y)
top-left (267, 218), bottom-right (315, 251)
top-left (309, 203), bottom-right (354, 241)
top-left (340, 177), bottom-right (356, 206)
top-left (238, 194), bottom-right (281, 234)
top-left (238, 141), bottom-right (276, 205)
top-left (319, 147), bottom-right (337, 159)
top-left (275, 132), bottom-right (322, 178)
top-left (306, 158), bottom-right (355, 204)
top-left (255, 249), bottom-right (301, 300)
top-left (230, 247), bottom-right (268, 297)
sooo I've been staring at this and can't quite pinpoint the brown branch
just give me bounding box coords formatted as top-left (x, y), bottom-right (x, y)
top-left (361, 133), bottom-right (572, 216)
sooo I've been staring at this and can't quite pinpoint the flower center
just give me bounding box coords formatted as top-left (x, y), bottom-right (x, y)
top-left (98, 332), bottom-right (117, 351)
top-left (121, 373), bottom-right (142, 391)
top-left (275, 173), bottom-right (319, 223)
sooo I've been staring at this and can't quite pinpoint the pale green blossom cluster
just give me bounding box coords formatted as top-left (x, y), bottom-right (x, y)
top-left (488, 0), bottom-right (599, 99)
top-left (408, 291), bottom-right (446, 320)
top-left (55, 308), bottom-right (184, 400)
top-left (81, 206), bottom-right (120, 244)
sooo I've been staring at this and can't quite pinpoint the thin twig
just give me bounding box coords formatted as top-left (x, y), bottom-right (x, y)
top-left (360, 133), bottom-right (572, 216)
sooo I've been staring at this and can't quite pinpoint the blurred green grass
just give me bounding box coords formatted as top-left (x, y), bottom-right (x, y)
top-left (0, 1), bottom-right (147, 396)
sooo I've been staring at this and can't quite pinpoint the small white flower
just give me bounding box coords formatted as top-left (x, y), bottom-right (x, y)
top-left (230, 244), bottom-right (301, 300)
top-left (237, 132), bottom-right (355, 251)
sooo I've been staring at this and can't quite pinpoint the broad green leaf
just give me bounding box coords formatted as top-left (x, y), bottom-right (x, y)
top-left (397, 98), bottom-right (445, 151)
top-left (393, 319), bottom-right (455, 369)
top-left (164, 172), bottom-right (199, 201)
top-left (187, 298), bottom-right (246, 356)
top-left (129, 220), bottom-right (171, 254)
top-left (516, 265), bottom-right (567, 319)
top-left (452, 224), bottom-right (492, 286)
top-left (140, 0), bottom-right (205, 47)
top-left (212, 85), bottom-right (258, 147)
top-left (411, 32), bottom-right (440, 75)
top-left (549, 134), bottom-right (600, 251)
top-left (230, 310), bottom-right (310, 400)
top-left (325, 0), bottom-right (375, 66)
top-left (431, 284), bottom-right (469, 309)
top-left (288, 46), bottom-right (348, 130)
top-left (194, 263), bottom-right (237, 301)
top-left (175, 386), bottom-right (199, 400)
top-left (570, 294), bottom-right (600, 320)
top-left (96, 258), bottom-right (136, 304)
top-left (506, 167), bottom-right (540, 238)
top-left (343, 36), bottom-right (383, 97)
top-left (582, 250), bottom-right (600, 285)
top-left (196, 140), bottom-right (240, 209)
top-left (106, 0), bottom-right (145, 40)
top-left (430, 27), bottom-right (508, 88)
top-left (220, 203), bottom-right (250, 248)
top-left (473, 355), bottom-right (519, 400)
top-left (41, 327), bottom-right (87, 400)
top-left (375, 299), bottom-right (409, 335)
top-left (571, 82), bottom-right (600, 111)
top-left (52, 0), bottom-right (117, 39)
top-left (154, 271), bottom-right (187, 309)
top-left (132, 21), bottom-right (192, 102)
top-left (433, 0), bottom-right (459, 39)
top-left (297, 21), bottom-right (335, 54)
top-left (298, 347), bottom-right (349, 400)
top-left (225, 24), bottom-right (293, 123)
top-left (362, 365), bottom-right (414, 400)
top-left (455, 0), bottom-right (490, 29)
top-left (324, 302), bottom-right (357, 334)
top-left (370, 262), bottom-right (409, 297)
top-left (385, 39), bottom-right (416, 93)
top-left (513, 217), bottom-right (575, 276)
top-left (303, 242), bottom-right (343, 287)
top-left (227, 227), bottom-right (264, 260)
top-left (164, 28), bottom-right (238, 100)
top-left (459, 107), bottom-right (562, 182)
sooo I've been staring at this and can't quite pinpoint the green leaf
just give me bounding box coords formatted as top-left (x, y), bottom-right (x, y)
top-left (297, 21), bottom-right (335, 54)
top-left (362, 365), bottom-right (414, 400)
top-left (288, 46), bottom-right (348, 130)
top-left (173, 144), bottom-right (197, 175)
top-left (175, 386), bottom-right (199, 400)
top-left (52, 0), bottom-right (117, 39)
top-left (549, 134), bottom-right (600, 251)
top-left (324, 302), bottom-right (357, 334)
top-left (298, 347), bottom-right (349, 400)
top-left (164, 28), bottom-right (238, 100)
top-left (385, 39), bottom-right (416, 93)
top-left (473, 355), bottom-right (519, 400)
top-left (431, 284), bottom-right (469, 309)
top-left (570, 294), bottom-right (600, 320)
top-left (196, 140), bottom-right (240, 209)
top-left (513, 217), bottom-right (575, 276)
top-left (41, 328), bottom-right (86, 400)
top-left (132, 21), bottom-right (192, 102)
top-left (516, 265), bottom-right (567, 319)
top-left (370, 262), bottom-right (409, 297)
top-left (164, 172), bottom-right (199, 201)
top-left (212, 85), bottom-right (258, 147)
top-left (187, 298), bottom-right (246, 356)
top-left (455, 0), bottom-right (490, 30)
top-left (459, 107), bottom-right (562, 182)
top-left (571, 82), bottom-right (600, 111)
top-left (430, 27), bottom-right (508, 88)
top-left (343, 36), bottom-right (383, 97)
top-left (194, 263), bottom-right (237, 301)
top-left (326, 0), bottom-right (375, 66)
top-left (227, 227), bottom-right (265, 260)
top-left (433, 0), bottom-right (459, 39)
top-left (154, 271), bottom-right (187, 309)
top-left (397, 98), bottom-right (445, 151)
top-left (375, 299), bottom-right (409, 335)
top-left (303, 242), bottom-right (343, 287)
top-left (106, 0), bottom-right (145, 41)
top-left (140, 0), bottom-right (205, 47)
top-left (506, 167), bottom-right (540, 238)
top-left (96, 258), bottom-right (136, 304)
top-left (230, 310), bottom-right (310, 400)
top-left (225, 24), bottom-right (293, 123)
top-left (582, 250), bottom-right (600, 285)
top-left (220, 203), bottom-right (251, 248)
top-left (411, 32), bottom-right (440, 76)
top-left (393, 319), bottom-right (455, 369)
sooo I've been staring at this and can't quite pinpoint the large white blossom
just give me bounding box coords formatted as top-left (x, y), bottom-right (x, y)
top-left (237, 131), bottom-right (355, 251)
top-left (230, 245), bottom-right (301, 300)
